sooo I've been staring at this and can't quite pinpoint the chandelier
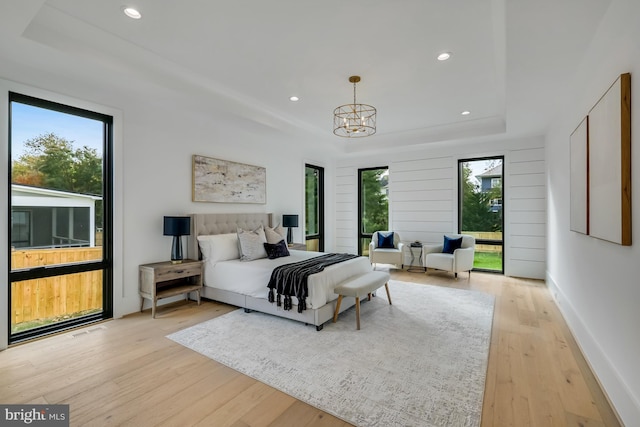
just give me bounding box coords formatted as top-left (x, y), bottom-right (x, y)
top-left (333, 76), bottom-right (376, 137)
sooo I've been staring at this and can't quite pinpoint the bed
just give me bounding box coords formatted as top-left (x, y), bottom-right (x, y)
top-left (186, 213), bottom-right (373, 330)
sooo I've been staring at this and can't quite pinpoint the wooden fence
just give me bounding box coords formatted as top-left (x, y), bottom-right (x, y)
top-left (462, 231), bottom-right (503, 253)
top-left (11, 247), bottom-right (103, 326)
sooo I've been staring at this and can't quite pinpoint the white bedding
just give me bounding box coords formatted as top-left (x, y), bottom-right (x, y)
top-left (203, 250), bottom-right (372, 309)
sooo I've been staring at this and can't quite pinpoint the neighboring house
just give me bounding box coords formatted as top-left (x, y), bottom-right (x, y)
top-left (475, 165), bottom-right (502, 212)
top-left (11, 184), bottom-right (101, 249)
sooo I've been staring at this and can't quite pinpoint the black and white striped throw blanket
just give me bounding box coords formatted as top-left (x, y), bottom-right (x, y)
top-left (267, 253), bottom-right (359, 313)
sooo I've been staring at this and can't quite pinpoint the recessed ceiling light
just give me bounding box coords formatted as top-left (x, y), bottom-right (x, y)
top-left (289, 96), bottom-right (299, 102)
top-left (123, 7), bottom-right (142, 19)
top-left (437, 52), bottom-right (451, 61)
top-left (461, 110), bottom-right (471, 116)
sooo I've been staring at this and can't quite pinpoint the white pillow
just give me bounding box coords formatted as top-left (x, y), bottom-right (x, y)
top-left (197, 233), bottom-right (240, 263)
top-left (237, 225), bottom-right (268, 261)
top-left (265, 223), bottom-right (287, 244)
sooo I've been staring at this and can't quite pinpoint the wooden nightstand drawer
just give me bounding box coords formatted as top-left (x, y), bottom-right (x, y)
top-left (154, 263), bottom-right (203, 281)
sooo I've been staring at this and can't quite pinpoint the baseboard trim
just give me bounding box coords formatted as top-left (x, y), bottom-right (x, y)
top-left (546, 272), bottom-right (639, 426)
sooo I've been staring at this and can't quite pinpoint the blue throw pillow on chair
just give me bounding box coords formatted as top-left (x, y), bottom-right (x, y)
top-left (378, 232), bottom-right (395, 248)
top-left (442, 235), bottom-right (463, 254)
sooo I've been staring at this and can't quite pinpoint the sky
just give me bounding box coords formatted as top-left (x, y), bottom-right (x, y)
top-left (465, 159), bottom-right (501, 183)
top-left (10, 102), bottom-right (104, 160)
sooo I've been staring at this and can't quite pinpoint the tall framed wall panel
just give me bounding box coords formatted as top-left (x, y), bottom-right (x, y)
top-left (570, 117), bottom-right (589, 235)
top-left (588, 73), bottom-right (631, 245)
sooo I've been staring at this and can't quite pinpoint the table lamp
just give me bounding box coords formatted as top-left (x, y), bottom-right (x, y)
top-left (282, 214), bottom-right (299, 245)
top-left (163, 216), bottom-right (191, 263)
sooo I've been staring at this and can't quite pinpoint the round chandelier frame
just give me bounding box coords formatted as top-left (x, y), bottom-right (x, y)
top-left (333, 76), bottom-right (377, 138)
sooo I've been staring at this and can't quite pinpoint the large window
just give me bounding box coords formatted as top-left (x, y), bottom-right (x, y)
top-left (358, 167), bottom-right (389, 255)
top-left (305, 164), bottom-right (324, 251)
top-left (458, 157), bottom-right (504, 273)
top-left (8, 92), bottom-right (113, 343)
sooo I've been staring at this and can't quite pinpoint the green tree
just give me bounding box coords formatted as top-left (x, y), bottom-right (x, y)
top-left (12, 132), bottom-right (102, 195)
top-left (12, 133), bottom-right (104, 228)
top-left (74, 146), bottom-right (103, 195)
top-left (361, 169), bottom-right (388, 233)
top-left (305, 167), bottom-right (319, 235)
top-left (11, 154), bottom-right (43, 187)
top-left (461, 163), bottom-right (502, 232)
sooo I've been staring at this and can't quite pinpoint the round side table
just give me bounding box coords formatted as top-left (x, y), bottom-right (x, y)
top-left (407, 243), bottom-right (425, 273)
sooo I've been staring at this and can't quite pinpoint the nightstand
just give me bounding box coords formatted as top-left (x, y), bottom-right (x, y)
top-left (139, 259), bottom-right (203, 318)
top-left (288, 242), bottom-right (307, 251)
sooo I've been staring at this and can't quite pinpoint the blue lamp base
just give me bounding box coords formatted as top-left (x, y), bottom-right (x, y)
top-left (170, 235), bottom-right (183, 264)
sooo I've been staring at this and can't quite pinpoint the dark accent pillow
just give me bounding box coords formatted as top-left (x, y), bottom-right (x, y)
top-left (264, 239), bottom-right (290, 259)
top-left (442, 236), bottom-right (463, 254)
top-left (378, 232), bottom-right (395, 248)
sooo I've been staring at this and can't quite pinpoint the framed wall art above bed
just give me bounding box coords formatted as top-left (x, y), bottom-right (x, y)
top-left (192, 155), bottom-right (266, 203)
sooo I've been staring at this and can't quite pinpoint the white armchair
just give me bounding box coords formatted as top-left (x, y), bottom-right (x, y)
top-left (422, 234), bottom-right (475, 278)
top-left (369, 231), bottom-right (405, 269)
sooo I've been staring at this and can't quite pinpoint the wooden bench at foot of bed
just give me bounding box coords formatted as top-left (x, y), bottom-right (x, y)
top-left (332, 271), bottom-right (392, 330)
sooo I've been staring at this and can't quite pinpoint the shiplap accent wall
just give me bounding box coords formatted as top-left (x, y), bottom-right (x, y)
top-left (391, 155), bottom-right (456, 244)
top-left (504, 147), bottom-right (546, 278)
top-left (335, 167), bottom-right (358, 252)
top-left (334, 138), bottom-right (546, 279)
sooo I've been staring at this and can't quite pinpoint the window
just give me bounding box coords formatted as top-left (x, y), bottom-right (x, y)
top-left (8, 92), bottom-right (113, 343)
top-left (459, 157), bottom-right (504, 273)
top-left (305, 164), bottom-right (324, 251)
top-left (358, 167), bottom-right (389, 255)
top-left (11, 210), bottom-right (31, 247)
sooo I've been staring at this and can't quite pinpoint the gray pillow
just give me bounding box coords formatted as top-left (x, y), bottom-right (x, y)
top-left (265, 223), bottom-right (287, 244)
top-left (237, 225), bottom-right (268, 261)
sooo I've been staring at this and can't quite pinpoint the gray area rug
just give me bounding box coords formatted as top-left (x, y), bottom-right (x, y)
top-left (167, 280), bottom-right (495, 427)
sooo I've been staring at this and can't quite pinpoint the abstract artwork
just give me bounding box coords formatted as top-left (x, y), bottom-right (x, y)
top-left (192, 155), bottom-right (266, 203)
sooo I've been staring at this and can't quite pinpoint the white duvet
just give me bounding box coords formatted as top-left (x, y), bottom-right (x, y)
top-left (203, 250), bottom-right (372, 309)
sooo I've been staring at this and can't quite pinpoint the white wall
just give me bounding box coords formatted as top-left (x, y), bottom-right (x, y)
top-left (120, 100), bottom-right (334, 316)
top-left (546, 0), bottom-right (640, 423)
top-left (334, 136), bottom-right (546, 279)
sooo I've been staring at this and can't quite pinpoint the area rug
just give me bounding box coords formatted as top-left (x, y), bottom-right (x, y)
top-left (167, 280), bottom-right (495, 427)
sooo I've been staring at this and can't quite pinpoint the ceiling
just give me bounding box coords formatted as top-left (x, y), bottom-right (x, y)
top-left (0, 0), bottom-right (612, 154)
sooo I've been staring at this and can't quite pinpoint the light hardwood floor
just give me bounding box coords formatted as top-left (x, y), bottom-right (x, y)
top-left (0, 270), bottom-right (622, 426)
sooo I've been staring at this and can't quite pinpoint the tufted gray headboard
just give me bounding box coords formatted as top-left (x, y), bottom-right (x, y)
top-left (187, 212), bottom-right (273, 260)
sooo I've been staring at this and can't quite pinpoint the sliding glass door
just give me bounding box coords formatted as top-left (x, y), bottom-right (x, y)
top-left (8, 93), bottom-right (113, 343)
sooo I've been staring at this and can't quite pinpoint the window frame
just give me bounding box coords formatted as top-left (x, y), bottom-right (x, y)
top-left (304, 164), bottom-right (325, 252)
top-left (7, 92), bottom-right (114, 343)
top-left (357, 166), bottom-right (389, 256)
top-left (457, 156), bottom-right (504, 274)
